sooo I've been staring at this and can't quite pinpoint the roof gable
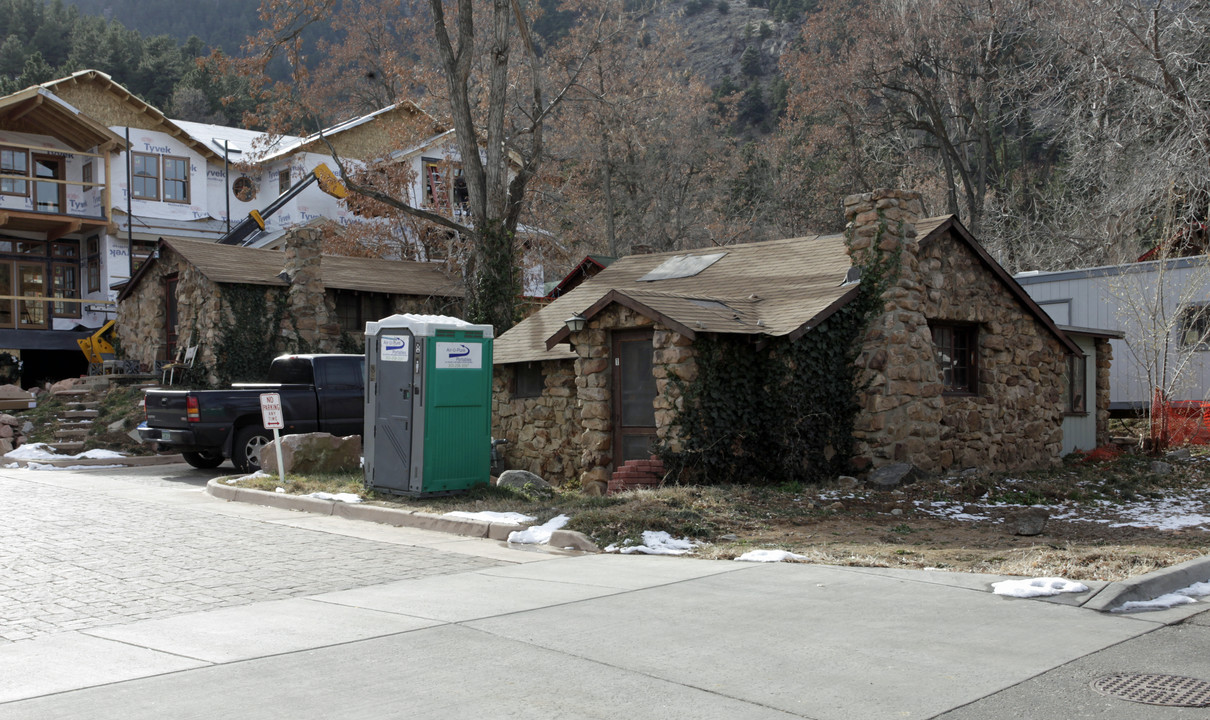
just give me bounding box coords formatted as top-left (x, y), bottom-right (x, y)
top-left (40, 70), bottom-right (224, 162)
top-left (0, 87), bottom-right (126, 152)
top-left (916, 216), bottom-right (1081, 355)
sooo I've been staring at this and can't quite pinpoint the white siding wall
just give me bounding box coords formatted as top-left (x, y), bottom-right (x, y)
top-left (1018, 259), bottom-right (1210, 409)
top-left (1061, 334), bottom-right (1098, 454)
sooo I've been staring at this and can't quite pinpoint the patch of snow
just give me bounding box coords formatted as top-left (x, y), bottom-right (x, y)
top-left (3, 462), bottom-right (17, 468)
top-left (5, 443), bottom-right (128, 461)
top-left (275, 487), bottom-right (286, 493)
top-left (735, 549), bottom-right (807, 563)
top-left (606, 530), bottom-right (697, 556)
top-left (1106, 494), bottom-right (1210, 531)
top-left (507, 514), bottom-right (570, 544)
top-left (225, 471), bottom-right (268, 485)
top-left (23, 462), bottom-right (125, 471)
top-left (1113, 593), bottom-right (1197, 613)
top-left (991, 577), bottom-right (1089, 598)
top-left (306, 492), bottom-right (362, 503)
top-left (446, 510), bottom-right (536, 524)
top-left (1111, 579), bottom-right (1210, 613)
top-left (914, 500), bottom-right (998, 523)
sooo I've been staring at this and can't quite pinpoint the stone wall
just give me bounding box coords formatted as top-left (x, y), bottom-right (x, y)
top-left (492, 360), bottom-right (580, 485)
top-left (118, 228), bottom-right (455, 383)
top-left (562, 305), bottom-right (696, 493)
top-left (281, 228), bottom-right (341, 352)
top-left (846, 189), bottom-right (1068, 472)
top-left (1095, 337), bottom-right (1113, 447)
top-left (115, 244), bottom-right (228, 373)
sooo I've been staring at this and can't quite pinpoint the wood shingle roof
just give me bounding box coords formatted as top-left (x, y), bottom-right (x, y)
top-left (118, 238), bottom-right (462, 301)
top-left (495, 232), bottom-right (856, 365)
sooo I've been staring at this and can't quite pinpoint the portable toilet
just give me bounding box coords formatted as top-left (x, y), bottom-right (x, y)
top-left (363, 314), bottom-right (494, 496)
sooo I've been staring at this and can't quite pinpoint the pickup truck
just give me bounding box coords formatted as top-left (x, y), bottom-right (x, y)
top-left (137, 354), bottom-right (364, 472)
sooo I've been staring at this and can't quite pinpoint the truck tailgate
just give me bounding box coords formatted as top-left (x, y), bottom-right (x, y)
top-left (143, 390), bottom-right (192, 430)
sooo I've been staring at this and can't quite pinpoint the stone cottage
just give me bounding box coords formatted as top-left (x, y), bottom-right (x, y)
top-left (116, 227), bottom-right (462, 383)
top-left (492, 189), bottom-right (1106, 492)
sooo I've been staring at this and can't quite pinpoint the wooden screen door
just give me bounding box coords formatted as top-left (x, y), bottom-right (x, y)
top-left (612, 330), bottom-right (658, 464)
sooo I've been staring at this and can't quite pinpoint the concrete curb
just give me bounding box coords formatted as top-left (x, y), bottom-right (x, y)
top-left (205, 478), bottom-right (536, 543)
top-left (1081, 554), bottom-right (1210, 612)
top-left (5, 453), bottom-right (185, 468)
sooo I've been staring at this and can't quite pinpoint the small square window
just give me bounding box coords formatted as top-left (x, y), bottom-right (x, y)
top-left (515, 363), bottom-right (544, 398)
top-left (931, 323), bottom-right (978, 394)
top-left (1178, 304), bottom-right (1210, 351)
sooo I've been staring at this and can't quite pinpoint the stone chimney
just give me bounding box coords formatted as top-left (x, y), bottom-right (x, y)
top-left (842, 189), bottom-right (943, 473)
top-left (281, 227), bottom-right (340, 350)
top-left (842, 189), bottom-right (925, 265)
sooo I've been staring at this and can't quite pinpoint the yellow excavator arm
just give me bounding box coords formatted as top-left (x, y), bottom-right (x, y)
top-left (77, 320), bottom-right (116, 364)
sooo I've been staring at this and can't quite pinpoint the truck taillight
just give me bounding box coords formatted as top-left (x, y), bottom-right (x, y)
top-left (186, 395), bottom-right (200, 422)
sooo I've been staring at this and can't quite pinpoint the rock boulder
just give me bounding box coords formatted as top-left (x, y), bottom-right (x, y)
top-left (261, 432), bottom-right (361, 475)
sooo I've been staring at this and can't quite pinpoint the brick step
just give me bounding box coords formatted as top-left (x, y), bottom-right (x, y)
top-left (51, 389), bottom-right (91, 398)
top-left (47, 441), bottom-right (85, 454)
top-left (61, 410), bottom-right (98, 419)
top-left (58, 421), bottom-right (93, 430)
top-left (54, 428), bottom-right (89, 440)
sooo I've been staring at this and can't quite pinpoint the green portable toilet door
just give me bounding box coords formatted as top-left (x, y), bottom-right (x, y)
top-left (421, 331), bottom-right (493, 491)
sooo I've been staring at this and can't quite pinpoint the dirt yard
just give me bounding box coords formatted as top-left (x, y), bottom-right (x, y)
top-left (687, 452), bottom-right (1210, 580)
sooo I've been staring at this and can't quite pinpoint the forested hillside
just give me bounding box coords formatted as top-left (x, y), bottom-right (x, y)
top-left (2, 0), bottom-right (253, 121)
top-left (57, 0), bottom-right (260, 55)
top-left (20, 0), bottom-right (1208, 285)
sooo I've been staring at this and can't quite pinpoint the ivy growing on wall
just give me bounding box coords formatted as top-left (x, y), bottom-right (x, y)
top-left (212, 284), bottom-right (290, 386)
top-left (658, 217), bottom-right (902, 485)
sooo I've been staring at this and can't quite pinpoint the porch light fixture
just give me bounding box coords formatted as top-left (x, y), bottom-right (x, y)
top-left (564, 313), bottom-right (587, 334)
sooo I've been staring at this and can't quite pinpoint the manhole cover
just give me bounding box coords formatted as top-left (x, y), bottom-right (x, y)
top-left (1091, 674), bottom-right (1210, 707)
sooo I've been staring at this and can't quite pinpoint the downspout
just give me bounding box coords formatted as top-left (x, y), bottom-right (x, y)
top-left (224, 140), bottom-right (231, 233)
top-left (125, 127), bottom-right (133, 280)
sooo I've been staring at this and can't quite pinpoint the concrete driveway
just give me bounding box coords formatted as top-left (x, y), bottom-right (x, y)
top-left (1, 464), bottom-right (1207, 719)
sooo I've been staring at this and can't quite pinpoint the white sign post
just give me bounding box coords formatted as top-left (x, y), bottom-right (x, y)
top-left (259, 392), bottom-right (286, 485)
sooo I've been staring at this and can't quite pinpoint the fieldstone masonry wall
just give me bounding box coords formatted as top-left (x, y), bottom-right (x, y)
top-left (846, 189), bottom-right (1067, 472)
top-left (1095, 337), bottom-right (1112, 446)
top-left (492, 361), bottom-right (581, 485)
top-left (116, 246), bottom-right (228, 374)
top-left (281, 228), bottom-right (341, 352)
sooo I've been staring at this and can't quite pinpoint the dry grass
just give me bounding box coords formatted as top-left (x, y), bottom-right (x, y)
top-left (227, 448), bottom-right (1210, 581)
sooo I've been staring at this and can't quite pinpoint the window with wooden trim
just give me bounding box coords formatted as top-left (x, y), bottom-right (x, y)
top-left (1066, 353), bottom-right (1087, 415)
top-left (86, 235), bottom-right (101, 293)
top-left (333, 290), bottom-right (392, 335)
top-left (131, 152), bottom-right (159, 200)
top-left (515, 362), bottom-right (544, 398)
top-left (52, 262), bottom-right (80, 319)
top-left (81, 160), bottom-right (93, 192)
top-left (931, 323), bottom-right (978, 394)
top-left (278, 168), bottom-right (291, 195)
top-left (0, 146), bottom-right (27, 196)
top-left (163, 156), bottom-right (189, 203)
top-left (1178, 303), bottom-right (1210, 351)
top-left (422, 158), bottom-right (467, 214)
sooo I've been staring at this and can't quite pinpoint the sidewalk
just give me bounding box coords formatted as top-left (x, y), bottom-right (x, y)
top-left (1, 464), bottom-right (1207, 718)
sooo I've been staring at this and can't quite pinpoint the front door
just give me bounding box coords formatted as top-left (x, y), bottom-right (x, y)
top-left (612, 330), bottom-right (658, 464)
top-left (32, 155), bottom-right (64, 214)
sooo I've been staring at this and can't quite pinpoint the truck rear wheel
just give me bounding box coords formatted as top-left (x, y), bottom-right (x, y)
top-left (233, 425), bottom-right (271, 473)
top-left (182, 450), bottom-right (225, 469)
